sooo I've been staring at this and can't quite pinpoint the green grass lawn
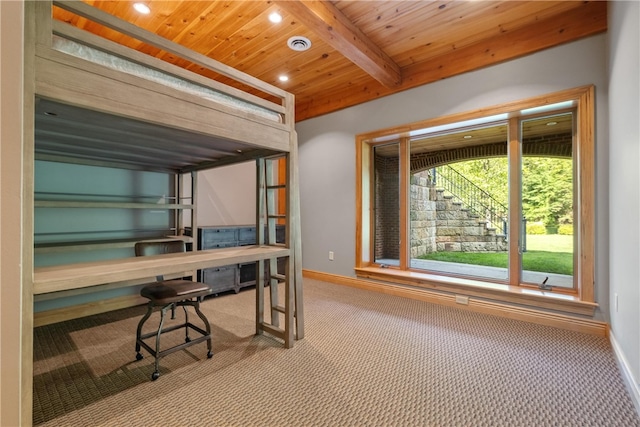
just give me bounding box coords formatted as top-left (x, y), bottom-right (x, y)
top-left (418, 234), bottom-right (574, 275)
top-left (524, 234), bottom-right (573, 252)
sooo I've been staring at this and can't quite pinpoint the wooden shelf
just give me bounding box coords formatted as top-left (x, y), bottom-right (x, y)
top-left (34, 200), bottom-right (194, 209)
top-left (34, 235), bottom-right (192, 254)
top-left (34, 245), bottom-right (290, 295)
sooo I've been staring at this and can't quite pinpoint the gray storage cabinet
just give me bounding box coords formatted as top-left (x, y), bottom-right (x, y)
top-left (196, 225), bottom-right (285, 295)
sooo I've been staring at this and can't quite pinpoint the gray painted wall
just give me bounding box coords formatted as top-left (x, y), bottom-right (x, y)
top-left (196, 161), bottom-right (256, 226)
top-left (296, 34), bottom-right (609, 318)
top-left (608, 0), bottom-right (640, 398)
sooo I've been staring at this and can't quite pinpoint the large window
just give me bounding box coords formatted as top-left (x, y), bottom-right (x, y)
top-left (356, 87), bottom-right (594, 310)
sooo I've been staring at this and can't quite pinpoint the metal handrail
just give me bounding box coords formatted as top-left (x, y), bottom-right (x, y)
top-left (435, 165), bottom-right (508, 235)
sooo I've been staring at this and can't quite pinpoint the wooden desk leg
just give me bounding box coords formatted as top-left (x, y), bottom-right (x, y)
top-left (256, 259), bottom-right (264, 336)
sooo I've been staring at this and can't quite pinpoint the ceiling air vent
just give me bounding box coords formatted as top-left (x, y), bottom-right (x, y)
top-left (287, 36), bottom-right (311, 52)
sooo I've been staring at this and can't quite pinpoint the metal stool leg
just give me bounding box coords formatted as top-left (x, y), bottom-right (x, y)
top-left (135, 302), bottom-right (154, 361)
top-left (182, 304), bottom-right (191, 343)
top-left (151, 305), bottom-right (170, 381)
top-left (193, 298), bottom-right (213, 358)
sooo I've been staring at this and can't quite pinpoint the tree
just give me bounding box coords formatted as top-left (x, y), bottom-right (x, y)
top-left (444, 158), bottom-right (509, 207)
top-left (521, 157), bottom-right (573, 227)
top-left (436, 157), bottom-right (573, 231)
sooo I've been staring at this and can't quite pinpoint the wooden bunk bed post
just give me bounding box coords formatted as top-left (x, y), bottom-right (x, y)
top-left (185, 171), bottom-right (198, 284)
top-left (175, 173), bottom-right (182, 238)
top-left (289, 132), bottom-right (305, 339)
top-left (281, 89), bottom-right (304, 340)
top-left (18, 2), bottom-right (38, 425)
top-left (284, 153), bottom-right (295, 347)
top-left (255, 158), bottom-right (266, 335)
top-left (34, 0), bottom-right (52, 47)
top-left (190, 171), bottom-right (197, 247)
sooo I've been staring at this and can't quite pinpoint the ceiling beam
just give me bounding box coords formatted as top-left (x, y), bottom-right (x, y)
top-left (275, 0), bottom-right (402, 88)
top-left (295, 0), bottom-right (607, 121)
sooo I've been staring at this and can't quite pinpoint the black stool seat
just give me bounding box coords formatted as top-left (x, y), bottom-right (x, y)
top-left (141, 280), bottom-right (212, 304)
top-left (133, 240), bottom-right (214, 381)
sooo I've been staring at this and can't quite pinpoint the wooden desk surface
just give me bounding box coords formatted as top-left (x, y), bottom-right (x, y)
top-left (34, 245), bottom-right (290, 295)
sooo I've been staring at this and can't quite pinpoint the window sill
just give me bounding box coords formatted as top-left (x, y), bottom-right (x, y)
top-left (355, 266), bottom-right (597, 317)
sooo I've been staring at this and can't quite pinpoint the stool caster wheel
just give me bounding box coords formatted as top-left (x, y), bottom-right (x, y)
top-left (136, 352), bottom-right (143, 361)
top-left (207, 351), bottom-right (213, 359)
top-left (151, 371), bottom-right (160, 381)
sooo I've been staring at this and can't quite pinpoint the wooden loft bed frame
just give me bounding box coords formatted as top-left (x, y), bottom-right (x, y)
top-left (26, 0), bottom-right (303, 348)
top-left (35, 0), bottom-right (295, 150)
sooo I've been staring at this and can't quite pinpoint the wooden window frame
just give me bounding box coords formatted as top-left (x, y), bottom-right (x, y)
top-left (355, 86), bottom-right (596, 316)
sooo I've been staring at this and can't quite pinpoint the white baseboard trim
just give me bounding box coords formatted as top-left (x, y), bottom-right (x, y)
top-left (303, 269), bottom-right (608, 337)
top-left (610, 332), bottom-right (640, 415)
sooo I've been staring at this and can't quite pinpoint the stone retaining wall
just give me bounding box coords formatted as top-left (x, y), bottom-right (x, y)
top-left (411, 173), bottom-right (507, 256)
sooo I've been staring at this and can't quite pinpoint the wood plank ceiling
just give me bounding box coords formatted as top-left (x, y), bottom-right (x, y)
top-left (53, 1), bottom-right (607, 122)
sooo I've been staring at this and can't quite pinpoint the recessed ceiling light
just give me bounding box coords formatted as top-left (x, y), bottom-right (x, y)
top-left (546, 121), bottom-right (558, 126)
top-left (279, 75), bottom-right (289, 82)
top-left (133, 3), bottom-right (150, 14)
top-left (269, 12), bottom-right (282, 23)
top-left (463, 135), bottom-right (472, 139)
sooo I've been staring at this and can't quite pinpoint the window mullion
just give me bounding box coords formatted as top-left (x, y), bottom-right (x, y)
top-left (508, 117), bottom-right (521, 286)
top-left (399, 136), bottom-right (410, 270)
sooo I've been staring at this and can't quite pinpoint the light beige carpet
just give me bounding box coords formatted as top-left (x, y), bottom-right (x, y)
top-left (33, 279), bottom-right (639, 426)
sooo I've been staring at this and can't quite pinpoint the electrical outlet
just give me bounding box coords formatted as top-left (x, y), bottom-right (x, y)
top-left (329, 251), bottom-right (334, 261)
top-left (455, 295), bottom-right (469, 305)
top-left (615, 293), bottom-right (619, 312)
